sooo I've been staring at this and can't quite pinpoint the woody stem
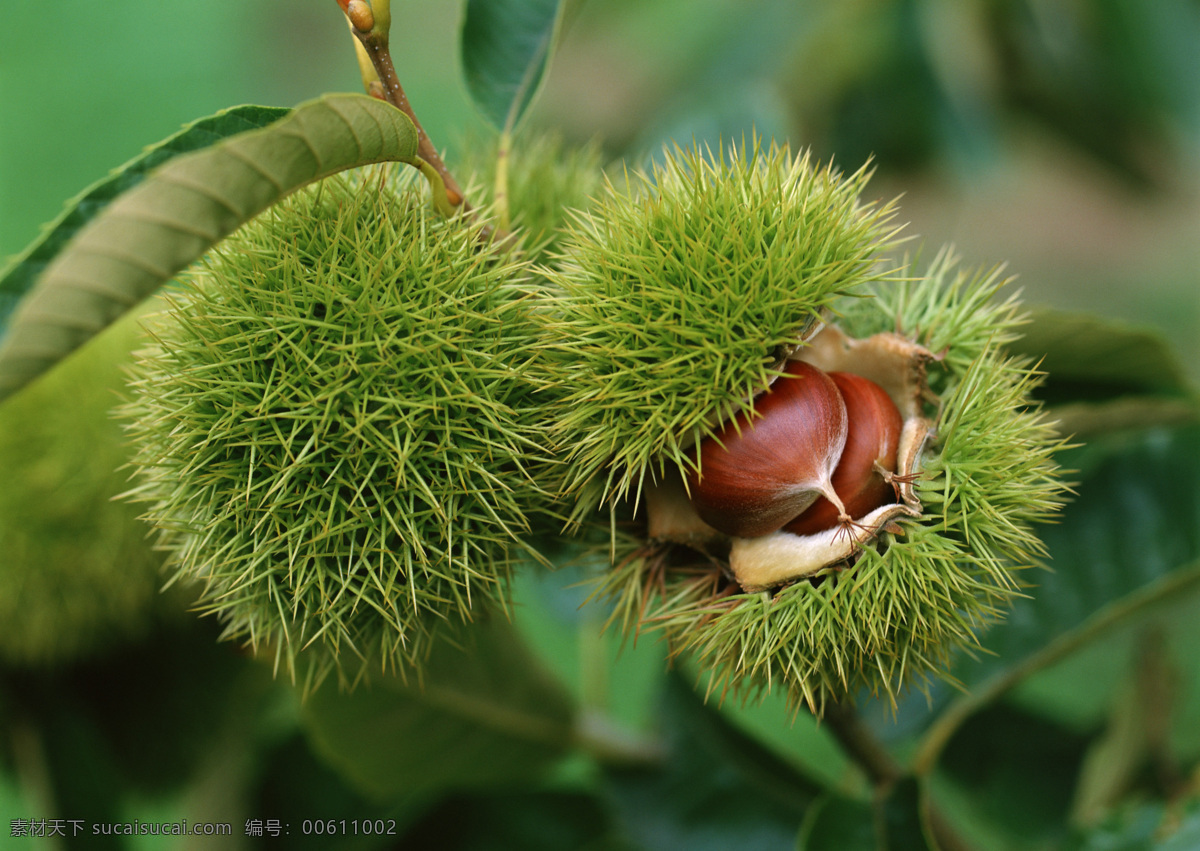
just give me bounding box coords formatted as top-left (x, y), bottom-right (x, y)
top-left (350, 28), bottom-right (468, 211)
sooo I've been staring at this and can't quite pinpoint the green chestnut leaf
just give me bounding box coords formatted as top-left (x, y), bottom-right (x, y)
top-left (460, 0), bottom-right (567, 132)
top-left (798, 780), bottom-right (932, 851)
top-left (0, 104), bottom-right (289, 339)
top-left (0, 94), bottom-right (420, 403)
top-left (0, 311), bottom-right (165, 667)
top-left (1012, 308), bottom-right (1193, 403)
top-left (607, 674), bottom-right (819, 850)
top-left (1063, 799), bottom-right (1200, 850)
top-left (1010, 309), bottom-right (1199, 438)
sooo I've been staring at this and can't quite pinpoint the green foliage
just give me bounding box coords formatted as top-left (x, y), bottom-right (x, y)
top-left (509, 555), bottom-right (667, 733)
top-left (1011, 309), bottom-right (1195, 402)
top-left (0, 312), bottom-right (164, 667)
top-left (302, 614), bottom-right (575, 801)
top-left (0, 617), bottom-right (270, 801)
top-left (1009, 310), bottom-right (1200, 438)
top-left (367, 668), bottom-right (828, 851)
top-left (775, 0), bottom-right (1200, 185)
top-left (799, 795), bottom-right (879, 851)
top-left (604, 674), bottom-right (820, 850)
top-left (0, 94), bottom-right (420, 404)
top-left (2, 3), bottom-right (1198, 847)
top-left (542, 141), bottom-right (902, 514)
top-left (254, 733), bottom-right (423, 850)
top-left (0, 104), bottom-right (289, 339)
top-left (121, 170), bottom-right (554, 688)
top-left (1065, 800), bottom-right (1200, 850)
top-left (799, 779), bottom-right (930, 851)
top-left (460, 0), bottom-right (567, 133)
top-left (397, 790), bottom-right (626, 851)
top-left (937, 703), bottom-right (1091, 847)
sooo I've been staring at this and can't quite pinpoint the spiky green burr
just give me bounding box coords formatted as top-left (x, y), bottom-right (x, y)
top-left (0, 312), bottom-right (165, 667)
top-left (596, 249), bottom-right (1070, 710)
top-left (540, 142), bottom-right (903, 517)
top-left (121, 169), bottom-right (554, 688)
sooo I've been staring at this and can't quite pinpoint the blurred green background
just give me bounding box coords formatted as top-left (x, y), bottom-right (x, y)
top-left (3, 0), bottom-right (1198, 380)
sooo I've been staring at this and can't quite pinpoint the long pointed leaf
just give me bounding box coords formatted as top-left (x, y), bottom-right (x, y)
top-left (0, 93), bottom-right (420, 402)
top-left (0, 104), bottom-right (290, 335)
top-left (460, 0), bottom-right (567, 132)
top-left (1011, 309), bottom-right (1193, 402)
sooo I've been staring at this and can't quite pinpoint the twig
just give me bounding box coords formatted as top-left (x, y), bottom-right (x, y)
top-left (358, 36), bottom-right (467, 210)
top-left (338, 0), bottom-right (468, 212)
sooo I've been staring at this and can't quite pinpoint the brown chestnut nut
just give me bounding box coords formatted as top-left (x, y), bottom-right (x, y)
top-left (783, 371), bottom-right (902, 537)
top-left (686, 360), bottom-right (848, 538)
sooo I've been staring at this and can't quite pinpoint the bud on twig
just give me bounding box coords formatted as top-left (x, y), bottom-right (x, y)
top-left (346, 0), bottom-right (374, 33)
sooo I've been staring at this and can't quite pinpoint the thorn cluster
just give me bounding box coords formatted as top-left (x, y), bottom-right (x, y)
top-left (540, 141), bottom-right (904, 520)
top-left (121, 168), bottom-right (554, 689)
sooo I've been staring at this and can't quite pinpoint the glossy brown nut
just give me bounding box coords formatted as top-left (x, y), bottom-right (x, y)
top-left (784, 371), bottom-right (902, 537)
top-left (687, 360), bottom-right (847, 538)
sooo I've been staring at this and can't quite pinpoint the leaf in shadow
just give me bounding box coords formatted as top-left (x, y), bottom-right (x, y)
top-left (1010, 309), bottom-right (1199, 440)
top-left (254, 733), bottom-right (420, 851)
top-left (937, 702), bottom-right (1091, 848)
top-left (605, 673), bottom-right (820, 851)
top-left (1064, 799), bottom-right (1200, 851)
top-left (1011, 309), bottom-right (1194, 404)
top-left (799, 795), bottom-right (877, 851)
top-left (397, 789), bottom-right (631, 851)
top-left (798, 779), bottom-right (930, 851)
top-left (302, 613), bottom-right (575, 802)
